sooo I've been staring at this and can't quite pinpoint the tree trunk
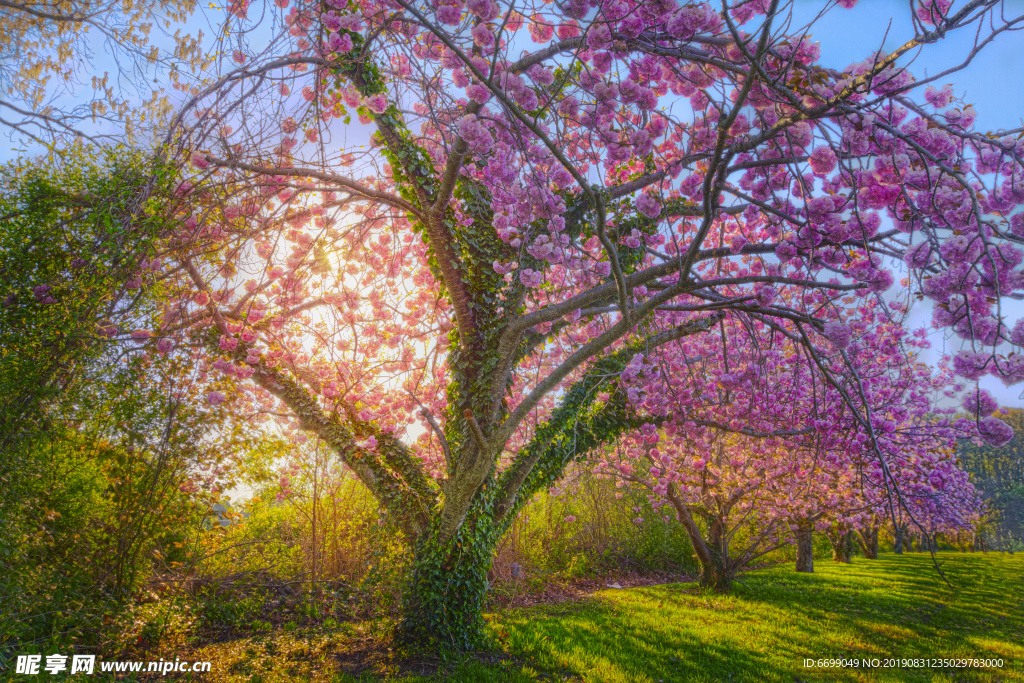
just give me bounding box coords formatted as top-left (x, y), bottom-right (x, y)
top-left (795, 523), bottom-right (814, 573)
top-left (666, 487), bottom-right (732, 591)
top-left (827, 529), bottom-right (853, 563)
top-left (701, 516), bottom-right (732, 590)
top-left (855, 526), bottom-right (878, 559)
top-left (893, 523), bottom-right (905, 555)
top-left (396, 504), bottom-right (498, 651)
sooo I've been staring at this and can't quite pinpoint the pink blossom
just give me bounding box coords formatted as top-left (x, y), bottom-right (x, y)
top-left (636, 192), bottom-right (662, 219)
top-left (963, 388), bottom-right (997, 417)
top-left (953, 351), bottom-right (990, 380)
top-left (458, 115), bottom-right (493, 154)
top-left (903, 242), bottom-right (932, 269)
top-left (206, 391), bottom-right (227, 406)
top-left (756, 287), bottom-right (777, 307)
top-left (436, 4), bottom-right (462, 24)
top-left (336, 14), bottom-right (363, 31)
top-left (823, 322), bottom-right (853, 349)
top-left (228, 0), bottom-right (249, 19)
top-left (528, 65), bottom-right (555, 86)
top-left (916, 0), bottom-right (952, 26)
top-left (356, 435), bottom-right (378, 450)
top-left (558, 96), bottom-right (579, 119)
top-left (808, 146), bottom-right (837, 176)
top-left (520, 268), bottom-right (544, 288)
top-left (328, 32), bottom-right (353, 53)
top-left (321, 10), bottom-right (342, 31)
top-left (587, 24), bottom-right (612, 50)
top-left (467, 0), bottom-right (498, 20)
top-left (363, 93), bottom-right (389, 114)
top-left (978, 416), bottom-right (1013, 447)
top-left (925, 84), bottom-right (954, 109)
top-left (528, 15), bottom-right (554, 42)
top-left (466, 83), bottom-right (491, 104)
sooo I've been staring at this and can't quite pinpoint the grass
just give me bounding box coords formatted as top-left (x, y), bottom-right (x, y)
top-left (176, 552), bottom-right (1024, 682)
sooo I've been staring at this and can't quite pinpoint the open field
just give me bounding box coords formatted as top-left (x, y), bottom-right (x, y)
top-left (176, 552), bottom-right (1024, 682)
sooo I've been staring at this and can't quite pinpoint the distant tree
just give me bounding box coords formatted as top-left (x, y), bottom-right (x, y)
top-left (958, 407), bottom-right (1024, 547)
top-left (599, 299), bottom-right (979, 588)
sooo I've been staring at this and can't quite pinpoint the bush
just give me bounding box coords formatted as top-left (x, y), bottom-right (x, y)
top-left (491, 473), bottom-right (697, 587)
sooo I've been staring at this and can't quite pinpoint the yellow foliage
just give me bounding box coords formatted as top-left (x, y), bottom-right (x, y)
top-left (0, 0), bottom-right (207, 148)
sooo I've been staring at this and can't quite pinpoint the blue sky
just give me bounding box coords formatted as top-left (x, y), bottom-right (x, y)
top-left (794, 0), bottom-right (1024, 133)
top-left (788, 1), bottom-right (1024, 407)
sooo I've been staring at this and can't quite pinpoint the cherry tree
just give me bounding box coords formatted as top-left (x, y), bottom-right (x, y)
top-left (144, 0), bottom-right (1024, 647)
top-left (598, 298), bottom-right (982, 587)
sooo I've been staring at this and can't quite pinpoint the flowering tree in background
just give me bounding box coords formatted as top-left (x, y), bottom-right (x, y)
top-left (140, 0), bottom-right (1024, 648)
top-left (599, 301), bottom-right (982, 587)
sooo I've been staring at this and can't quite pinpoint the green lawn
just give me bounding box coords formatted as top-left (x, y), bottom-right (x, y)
top-left (184, 552), bottom-right (1024, 683)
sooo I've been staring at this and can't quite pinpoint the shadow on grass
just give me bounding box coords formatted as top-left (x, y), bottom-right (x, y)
top-left (490, 552), bottom-right (1024, 683)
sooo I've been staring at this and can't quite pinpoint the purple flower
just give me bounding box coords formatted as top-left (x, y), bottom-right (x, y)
top-left (363, 93), bottom-right (388, 114)
top-left (471, 22), bottom-right (494, 47)
top-left (756, 287), bottom-right (777, 307)
top-left (823, 321), bottom-right (853, 349)
top-left (978, 416), bottom-right (1013, 447)
top-left (320, 10), bottom-right (342, 32)
top-left (466, 84), bottom-right (490, 104)
top-left (963, 388), bottom-right (997, 417)
top-left (327, 32), bottom-right (352, 53)
top-left (436, 4), bottom-right (462, 25)
top-left (520, 268), bottom-right (544, 288)
top-left (953, 350), bottom-right (990, 380)
top-left (636, 192), bottom-right (661, 219)
top-left (457, 115), bottom-right (493, 154)
top-left (903, 242), bottom-right (932, 269)
top-left (809, 146), bottom-right (837, 176)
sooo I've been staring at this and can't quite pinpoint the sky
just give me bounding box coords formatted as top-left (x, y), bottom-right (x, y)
top-left (788, 0), bottom-right (1024, 407)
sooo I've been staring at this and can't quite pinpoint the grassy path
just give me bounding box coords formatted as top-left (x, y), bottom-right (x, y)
top-left (184, 552), bottom-right (1024, 682)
